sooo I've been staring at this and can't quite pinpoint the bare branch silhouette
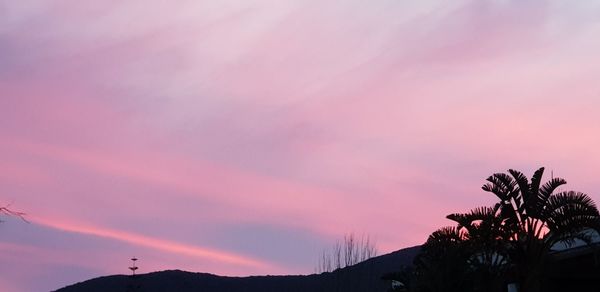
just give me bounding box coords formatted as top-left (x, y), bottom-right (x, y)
top-left (0, 204), bottom-right (28, 223)
top-left (316, 233), bottom-right (377, 273)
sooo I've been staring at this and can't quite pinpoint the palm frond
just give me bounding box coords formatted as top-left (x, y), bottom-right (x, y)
top-left (526, 167), bottom-right (545, 216)
top-left (545, 191), bottom-right (600, 236)
top-left (538, 177), bottom-right (567, 206)
top-left (426, 226), bottom-right (466, 245)
top-left (482, 173), bottom-right (516, 201)
top-left (509, 169), bottom-right (532, 216)
top-left (529, 167), bottom-right (545, 195)
top-left (448, 206), bottom-right (496, 222)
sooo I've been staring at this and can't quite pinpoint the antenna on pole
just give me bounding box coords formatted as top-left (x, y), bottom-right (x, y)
top-left (127, 257), bottom-right (141, 292)
top-left (129, 257), bottom-right (139, 276)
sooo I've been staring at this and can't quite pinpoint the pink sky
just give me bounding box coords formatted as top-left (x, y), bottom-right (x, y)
top-left (2, 1), bottom-right (600, 291)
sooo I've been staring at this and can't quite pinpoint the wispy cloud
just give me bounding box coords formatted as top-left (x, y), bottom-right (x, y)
top-left (2, 1), bottom-right (600, 291)
top-left (31, 216), bottom-right (276, 271)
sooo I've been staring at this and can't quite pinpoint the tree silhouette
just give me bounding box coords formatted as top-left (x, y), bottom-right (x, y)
top-left (444, 204), bottom-right (512, 291)
top-left (412, 226), bottom-right (474, 292)
top-left (479, 167), bottom-right (600, 292)
top-left (315, 233), bottom-right (378, 292)
top-left (414, 167), bottom-right (600, 292)
top-left (316, 233), bottom-right (377, 273)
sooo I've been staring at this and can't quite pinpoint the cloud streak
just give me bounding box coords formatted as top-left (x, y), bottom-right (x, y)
top-left (30, 216), bottom-right (275, 271)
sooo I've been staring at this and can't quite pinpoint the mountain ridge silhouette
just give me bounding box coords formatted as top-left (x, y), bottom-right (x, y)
top-left (55, 245), bottom-right (420, 292)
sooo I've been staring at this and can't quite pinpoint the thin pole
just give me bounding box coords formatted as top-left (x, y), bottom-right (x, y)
top-left (129, 257), bottom-right (138, 276)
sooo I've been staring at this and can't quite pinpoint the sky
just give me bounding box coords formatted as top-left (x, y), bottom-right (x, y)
top-left (1, 0), bottom-right (600, 291)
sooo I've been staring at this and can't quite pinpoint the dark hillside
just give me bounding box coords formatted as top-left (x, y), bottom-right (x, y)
top-left (55, 245), bottom-right (420, 292)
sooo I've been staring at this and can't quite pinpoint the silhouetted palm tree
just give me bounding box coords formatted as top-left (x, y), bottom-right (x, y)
top-left (457, 167), bottom-right (600, 292)
top-left (413, 227), bottom-right (474, 292)
top-left (446, 204), bottom-right (511, 292)
top-left (415, 167), bottom-right (600, 292)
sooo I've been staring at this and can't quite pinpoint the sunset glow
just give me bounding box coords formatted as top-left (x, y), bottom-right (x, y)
top-left (2, 1), bottom-right (600, 291)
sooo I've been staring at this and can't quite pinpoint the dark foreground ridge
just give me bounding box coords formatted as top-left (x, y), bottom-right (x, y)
top-left (55, 246), bottom-right (420, 292)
